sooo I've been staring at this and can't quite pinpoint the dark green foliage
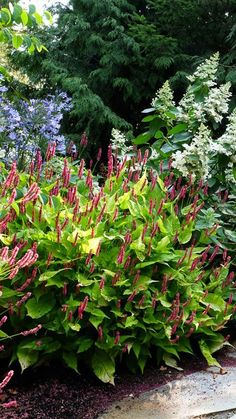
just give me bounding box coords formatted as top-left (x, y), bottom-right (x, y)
top-left (10, 0), bottom-right (236, 147)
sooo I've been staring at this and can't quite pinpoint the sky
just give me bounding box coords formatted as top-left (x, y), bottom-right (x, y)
top-left (19, 0), bottom-right (68, 13)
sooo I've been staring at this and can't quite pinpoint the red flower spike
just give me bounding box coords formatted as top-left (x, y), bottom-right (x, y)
top-left (117, 244), bottom-right (125, 265)
top-left (157, 199), bottom-right (164, 215)
top-left (161, 274), bottom-right (169, 293)
top-left (186, 327), bottom-right (195, 338)
top-left (98, 326), bottom-right (103, 341)
top-left (133, 270), bottom-right (140, 285)
top-left (138, 295), bottom-right (145, 306)
top-left (127, 291), bottom-right (136, 303)
top-left (99, 277), bottom-right (105, 289)
top-left (114, 331), bottom-right (120, 345)
top-left (68, 311), bottom-right (73, 322)
top-left (0, 316), bottom-right (7, 328)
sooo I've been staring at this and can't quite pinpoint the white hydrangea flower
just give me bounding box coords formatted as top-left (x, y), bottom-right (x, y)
top-left (151, 81), bottom-right (175, 115)
top-left (187, 53), bottom-right (219, 85)
top-left (203, 82), bottom-right (231, 123)
top-left (172, 124), bottom-right (212, 181)
top-left (211, 109), bottom-right (236, 157)
top-left (225, 162), bottom-right (236, 185)
top-left (110, 129), bottom-right (133, 161)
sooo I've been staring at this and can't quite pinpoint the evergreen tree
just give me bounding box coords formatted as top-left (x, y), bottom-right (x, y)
top-left (10, 0), bottom-right (236, 150)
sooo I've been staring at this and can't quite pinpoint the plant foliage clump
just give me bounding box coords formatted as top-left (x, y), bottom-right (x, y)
top-left (0, 149), bottom-right (234, 383)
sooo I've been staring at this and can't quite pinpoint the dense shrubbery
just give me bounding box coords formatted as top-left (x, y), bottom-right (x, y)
top-left (132, 54), bottom-right (236, 259)
top-left (0, 148), bottom-right (235, 383)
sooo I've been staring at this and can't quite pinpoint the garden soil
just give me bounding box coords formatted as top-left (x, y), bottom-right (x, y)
top-left (1, 346), bottom-right (236, 419)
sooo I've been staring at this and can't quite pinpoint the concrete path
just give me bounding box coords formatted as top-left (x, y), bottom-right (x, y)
top-left (100, 352), bottom-right (236, 419)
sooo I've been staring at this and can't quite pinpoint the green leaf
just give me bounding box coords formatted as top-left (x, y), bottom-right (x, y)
top-left (92, 350), bottom-right (115, 384)
top-left (21, 10), bottom-right (28, 25)
top-left (68, 323), bottom-right (81, 332)
top-left (133, 342), bottom-right (141, 359)
top-left (224, 229), bottom-right (236, 242)
top-left (63, 351), bottom-right (78, 372)
top-left (201, 294), bottom-right (225, 312)
top-left (0, 8), bottom-right (11, 25)
top-left (178, 223), bottom-right (193, 244)
top-left (33, 12), bottom-right (43, 25)
top-left (199, 339), bottom-right (221, 368)
top-left (17, 348), bottom-right (39, 372)
top-left (125, 316), bottom-right (138, 328)
top-left (26, 294), bottom-right (56, 319)
top-left (163, 353), bottom-right (183, 371)
top-left (39, 268), bottom-right (71, 283)
top-left (0, 330), bottom-right (9, 339)
top-left (130, 237), bottom-right (145, 254)
top-left (155, 236), bottom-right (170, 251)
top-left (138, 356), bottom-right (147, 374)
top-left (12, 34), bottom-right (23, 49)
top-left (133, 132), bottom-right (151, 145)
top-left (81, 237), bottom-right (102, 254)
top-left (77, 338), bottom-right (94, 353)
top-left (168, 124), bottom-right (187, 135)
top-left (44, 10), bottom-right (53, 23)
top-left (89, 316), bottom-right (103, 329)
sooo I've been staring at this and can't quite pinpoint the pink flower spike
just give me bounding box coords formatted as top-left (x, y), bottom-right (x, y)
top-left (0, 370), bottom-right (14, 391)
top-left (0, 316), bottom-right (7, 328)
top-left (20, 324), bottom-right (42, 337)
top-left (2, 400), bottom-right (17, 409)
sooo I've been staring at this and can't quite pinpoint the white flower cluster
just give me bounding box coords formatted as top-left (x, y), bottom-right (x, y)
top-left (210, 109), bottom-right (236, 185)
top-left (176, 53), bottom-right (231, 125)
top-left (151, 81), bottom-right (175, 116)
top-left (225, 162), bottom-right (236, 185)
top-left (211, 109), bottom-right (236, 157)
top-left (172, 124), bottom-right (212, 181)
top-left (177, 82), bottom-right (231, 125)
top-left (187, 53), bottom-right (219, 86)
top-left (204, 83), bottom-right (231, 123)
top-left (110, 129), bottom-right (133, 161)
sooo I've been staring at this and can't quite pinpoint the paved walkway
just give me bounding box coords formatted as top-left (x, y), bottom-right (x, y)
top-left (99, 351), bottom-right (236, 419)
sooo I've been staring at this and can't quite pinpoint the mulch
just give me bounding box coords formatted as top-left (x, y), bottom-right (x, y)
top-left (0, 346), bottom-right (235, 419)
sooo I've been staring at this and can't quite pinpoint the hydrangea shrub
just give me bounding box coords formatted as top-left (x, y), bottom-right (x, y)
top-left (134, 53), bottom-right (236, 188)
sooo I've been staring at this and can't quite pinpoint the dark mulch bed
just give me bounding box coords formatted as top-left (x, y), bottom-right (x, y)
top-left (0, 346), bottom-right (236, 419)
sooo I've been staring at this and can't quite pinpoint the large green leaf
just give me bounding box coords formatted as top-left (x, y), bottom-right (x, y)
top-left (39, 268), bottom-right (71, 283)
top-left (163, 353), bottom-right (183, 371)
top-left (201, 294), bottom-right (225, 312)
top-left (26, 294), bottom-right (56, 319)
top-left (92, 350), bottom-right (115, 384)
top-left (17, 348), bottom-right (39, 372)
top-left (199, 339), bottom-right (221, 368)
top-left (63, 351), bottom-right (78, 372)
top-left (77, 338), bottom-right (94, 353)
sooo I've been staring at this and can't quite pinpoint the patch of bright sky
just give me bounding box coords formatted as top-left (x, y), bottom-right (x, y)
top-left (19, 0), bottom-right (68, 13)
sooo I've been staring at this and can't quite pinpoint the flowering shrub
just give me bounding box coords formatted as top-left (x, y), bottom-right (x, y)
top-left (0, 149), bottom-right (235, 384)
top-left (134, 53), bottom-right (236, 188)
top-left (132, 54), bottom-right (236, 258)
top-left (0, 80), bottom-right (72, 168)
